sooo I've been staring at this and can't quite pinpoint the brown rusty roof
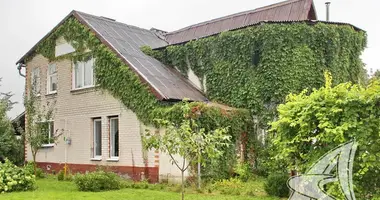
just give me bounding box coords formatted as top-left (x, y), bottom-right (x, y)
top-left (164, 0), bottom-right (317, 45)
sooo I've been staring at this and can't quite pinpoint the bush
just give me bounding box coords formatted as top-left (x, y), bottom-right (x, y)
top-left (212, 178), bottom-right (244, 195)
top-left (270, 76), bottom-right (380, 196)
top-left (234, 162), bottom-right (253, 182)
top-left (131, 179), bottom-right (149, 189)
top-left (264, 173), bottom-right (289, 198)
top-left (74, 170), bottom-right (121, 192)
top-left (24, 162), bottom-right (45, 179)
top-left (0, 159), bottom-right (36, 193)
top-left (57, 170), bottom-right (64, 181)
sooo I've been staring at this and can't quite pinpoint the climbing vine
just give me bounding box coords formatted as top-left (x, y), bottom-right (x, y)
top-left (25, 17), bottom-right (251, 127)
top-left (24, 17), bottom-right (367, 181)
top-left (143, 22), bottom-right (367, 126)
top-left (24, 17), bottom-right (253, 178)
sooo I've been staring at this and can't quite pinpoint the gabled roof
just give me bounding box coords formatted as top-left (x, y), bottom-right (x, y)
top-left (164, 0), bottom-right (317, 45)
top-left (17, 11), bottom-right (207, 102)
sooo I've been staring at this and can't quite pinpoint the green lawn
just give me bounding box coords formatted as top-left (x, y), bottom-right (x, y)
top-left (2, 178), bottom-right (279, 200)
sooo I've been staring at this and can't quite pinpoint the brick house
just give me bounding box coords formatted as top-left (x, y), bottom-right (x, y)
top-left (16, 0), bottom-right (318, 182)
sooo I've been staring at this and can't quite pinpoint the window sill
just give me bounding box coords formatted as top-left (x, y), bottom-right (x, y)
top-left (41, 144), bottom-right (55, 148)
top-left (90, 157), bottom-right (102, 161)
top-left (46, 92), bottom-right (57, 96)
top-left (106, 158), bottom-right (119, 162)
top-left (71, 86), bottom-right (95, 95)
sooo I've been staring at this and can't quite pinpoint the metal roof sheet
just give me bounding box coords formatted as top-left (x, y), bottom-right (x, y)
top-left (16, 11), bottom-right (207, 102)
top-left (76, 11), bottom-right (207, 101)
top-left (164, 0), bottom-right (317, 45)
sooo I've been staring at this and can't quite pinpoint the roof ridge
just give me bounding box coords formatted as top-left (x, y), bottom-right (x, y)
top-left (74, 10), bottom-right (154, 33)
top-left (165, 0), bottom-right (306, 36)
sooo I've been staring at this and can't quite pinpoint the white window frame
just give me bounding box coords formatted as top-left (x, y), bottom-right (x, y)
top-left (31, 67), bottom-right (41, 95)
top-left (93, 119), bottom-right (102, 159)
top-left (72, 58), bottom-right (95, 90)
top-left (39, 120), bottom-right (55, 147)
top-left (47, 64), bottom-right (57, 94)
top-left (109, 117), bottom-right (119, 159)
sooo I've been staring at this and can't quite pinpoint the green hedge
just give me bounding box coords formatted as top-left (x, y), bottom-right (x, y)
top-left (74, 171), bottom-right (121, 192)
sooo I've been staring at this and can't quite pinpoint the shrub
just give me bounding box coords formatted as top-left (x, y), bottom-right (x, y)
top-left (57, 170), bottom-right (64, 181)
top-left (271, 76), bottom-right (380, 196)
top-left (212, 178), bottom-right (244, 196)
top-left (132, 179), bottom-right (149, 189)
top-left (0, 159), bottom-right (36, 193)
top-left (264, 173), bottom-right (289, 198)
top-left (120, 180), bottom-right (134, 188)
top-left (234, 162), bottom-right (253, 182)
top-left (24, 162), bottom-right (45, 179)
top-left (74, 170), bottom-right (121, 192)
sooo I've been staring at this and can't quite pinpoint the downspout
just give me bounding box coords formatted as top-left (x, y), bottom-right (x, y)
top-left (17, 63), bottom-right (26, 164)
top-left (17, 63), bottom-right (26, 78)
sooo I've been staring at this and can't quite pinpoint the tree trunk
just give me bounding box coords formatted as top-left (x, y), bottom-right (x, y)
top-left (181, 170), bottom-right (185, 200)
top-left (197, 155), bottom-right (201, 190)
top-left (32, 152), bottom-right (37, 176)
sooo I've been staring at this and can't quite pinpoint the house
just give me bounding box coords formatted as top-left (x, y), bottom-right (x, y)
top-left (16, 0), bottom-right (363, 183)
top-left (12, 111), bottom-right (25, 140)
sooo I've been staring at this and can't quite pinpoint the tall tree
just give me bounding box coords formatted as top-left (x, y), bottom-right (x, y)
top-left (373, 70), bottom-right (380, 80)
top-left (0, 78), bottom-right (22, 165)
top-left (0, 77), bottom-right (16, 111)
top-left (0, 101), bottom-right (21, 164)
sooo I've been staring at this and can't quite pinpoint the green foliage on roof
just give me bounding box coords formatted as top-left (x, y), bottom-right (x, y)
top-left (26, 16), bottom-right (252, 147)
top-left (143, 22), bottom-right (367, 127)
top-left (26, 17), bottom-right (367, 181)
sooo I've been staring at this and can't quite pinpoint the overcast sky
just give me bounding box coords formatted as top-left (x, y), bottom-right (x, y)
top-left (1, 0), bottom-right (379, 118)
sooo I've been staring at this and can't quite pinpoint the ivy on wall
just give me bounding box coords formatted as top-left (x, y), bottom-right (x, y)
top-left (24, 17), bottom-right (367, 180)
top-left (25, 17), bottom-right (253, 160)
top-left (143, 23), bottom-right (367, 126)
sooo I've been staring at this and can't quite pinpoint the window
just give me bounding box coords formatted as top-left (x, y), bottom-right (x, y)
top-left (109, 117), bottom-right (119, 158)
top-left (38, 121), bottom-right (54, 145)
top-left (73, 58), bottom-right (94, 89)
top-left (47, 64), bottom-right (57, 94)
top-left (93, 119), bottom-right (102, 158)
top-left (31, 68), bottom-right (40, 94)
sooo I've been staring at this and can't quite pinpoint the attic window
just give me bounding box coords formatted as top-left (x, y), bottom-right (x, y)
top-left (73, 58), bottom-right (94, 89)
top-left (55, 39), bottom-right (75, 57)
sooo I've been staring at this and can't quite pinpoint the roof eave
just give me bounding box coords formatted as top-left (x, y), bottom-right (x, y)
top-left (15, 10), bottom-right (78, 65)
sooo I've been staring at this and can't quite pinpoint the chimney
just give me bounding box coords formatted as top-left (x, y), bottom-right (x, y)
top-left (325, 2), bottom-right (331, 21)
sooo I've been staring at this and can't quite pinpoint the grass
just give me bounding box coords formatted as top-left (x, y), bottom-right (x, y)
top-left (2, 177), bottom-right (279, 200)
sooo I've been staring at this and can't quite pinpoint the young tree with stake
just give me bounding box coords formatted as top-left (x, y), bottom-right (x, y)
top-left (23, 84), bottom-right (62, 175)
top-left (143, 102), bottom-right (231, 200)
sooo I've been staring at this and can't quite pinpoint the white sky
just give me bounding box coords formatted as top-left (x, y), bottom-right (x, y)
top-left (1, 0), bottom-right (379, 118)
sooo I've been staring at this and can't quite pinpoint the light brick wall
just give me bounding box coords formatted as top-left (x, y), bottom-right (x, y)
top-left (144, 127), bottom-right (189, 183)
top-left (25, 53), bottom-right (155, 169)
